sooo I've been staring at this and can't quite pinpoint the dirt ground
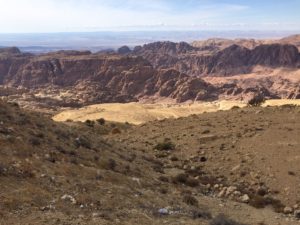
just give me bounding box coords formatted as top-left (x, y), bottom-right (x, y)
top-left (1, 101), bottom-right (300, 224)
top-left (52, 100), bottom-right (300, 124)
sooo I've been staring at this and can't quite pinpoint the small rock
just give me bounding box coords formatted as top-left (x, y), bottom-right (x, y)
top-left (61, 194), bottom-right (77, 204)
top-left (218, 188), bottom-right (227, 198)
top-left (92, 213), bottom-right (100, 218)
top-left (294, 210), bottom-right (300, 219)
top-left (214, 184), bottom-right (220, 189)
top-left (234, 191), bottom-right (242, 196)
top-left (226, 186), bottom-right (237, 196)
top-left (158, 208), bottom-right (169, 215)
top-left (241, 194), bottom-right (250, 203)
top-left (283, 206), bottom-right (293, 214)
top-left (231, 165), bottom-right (241, 172)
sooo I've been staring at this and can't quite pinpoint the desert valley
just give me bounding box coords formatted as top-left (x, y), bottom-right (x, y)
top-left (0, 31), bottom-right (300, 225)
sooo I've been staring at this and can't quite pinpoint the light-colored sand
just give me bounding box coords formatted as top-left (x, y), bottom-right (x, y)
top-left (53, 100), bottom-right (300, 124)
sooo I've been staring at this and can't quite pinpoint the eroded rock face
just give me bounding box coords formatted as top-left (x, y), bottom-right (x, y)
top-left (0, 44), bottom-right (299, 105)
top-left (132, 42), bottom-right (300, 76)
top-left (249, 44), bottom-right (299, 67)
top-left (0, 52), bottom-right (218, 103)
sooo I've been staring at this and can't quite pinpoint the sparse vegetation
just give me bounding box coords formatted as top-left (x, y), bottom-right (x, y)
top-left (248, 94), bottom-right (265, 107)
top-left (97, 118), bottom-right (106, 125)
top-left (85, 119), bottom-right (95, 127)
top-left (249, 195), bottom-right (285, 213)
top-left (183, 195), bottom-right (198, 206)
top-left (74, 136), bottom-right (92, 149)
top-left (172, 173), bottom-right (199, 187)
top-left (111, 128), bottom-right (121, 134)
top-left (210, 214), bottom-right (245, 225)
top-left (154, 139), bottom-right (175, 151)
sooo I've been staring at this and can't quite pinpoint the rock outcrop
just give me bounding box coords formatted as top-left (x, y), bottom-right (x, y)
top-left (0, 44), bottom-right (299, 105)
top-left (0, 51), bottom-right (217, 104)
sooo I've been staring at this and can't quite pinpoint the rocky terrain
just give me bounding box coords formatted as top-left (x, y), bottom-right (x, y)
top-left (1, 35), bottom-right (300, 108)
top-left (132, 42), bottom-right (300, 76)
top-left (1, 100), bottom-right (300, 225)
top-left (1, 35), bottom-right (300, 225)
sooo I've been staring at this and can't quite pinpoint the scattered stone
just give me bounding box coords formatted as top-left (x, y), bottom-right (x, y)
top-left (226, 186), bottom-right (237, 196)
top-left (61, 194), bottom-right (77, 204)
top-left (294, 210), bottom-right (300, 219)
top-left (214, 184), bottom-right (220, 189)
top-left (218, 188), bottom-right (227, 198)
top-left (283, 206), bottom-right (293, 214)
top-left (241, 194), bottom-right (250, 203)
top-left (231, 164), bottom-right (241, 172)
top-left (158, 208), bottom-right (169, 215)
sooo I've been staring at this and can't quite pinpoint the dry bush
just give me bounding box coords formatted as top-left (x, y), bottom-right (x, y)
top-left (154, 140), bottom-right (175, 151)
top-left (158, 176), bottom-right (169, 183)
top-left (183, 195), bottom-right (198, 206)
top-left (210, 214), bottom-right (245, 225)
top-left (111, 128), bottom-right (121, 134)
top-left (192, 209), bottom-right (212, 220)
top-left (85, 120), bottom-right (95, 127)
top-left (97, 118), bottom-right (106, 125)
top-left (249, 195), bottom-right (284, 213)
top-left (102, 158), bottom-right (117, 171)
top-left (247, 95), bottom-right (265, 107)
top-left (231, 106), bottom-right (240, 110)
top-left (75, 136), bottom-right (92, 149)
top-left (172, 173), bottom-right (199, 187)
top-left (29, 137), bottom-right (41, 146)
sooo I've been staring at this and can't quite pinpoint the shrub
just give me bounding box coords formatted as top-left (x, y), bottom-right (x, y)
top-left (154, 140), bottom-right (175, 151)
top-left (158, 176), bottom-right (169, 182)
top-left (104, 159), bottom-right (117, 171)
top-left (231, 106), bottom-right (240, 110)
top-left (172, 173), bottom-right (199, 187)
top-left (186, 177), bottom-right (199, 187)
top-left (192, 209), bottom-right (212, 220)
top-left (75, 136), bottom-right (92, 149)
top-left (247, 94), bottom-right (265, 107)
top-left (29, 137), bottom-right (41, 146)
top-left (249, 195), bottom-right (284, 213)
top-left (97, 118), bottom-right (106, 125)
top-left (111, 128), bottom-right (121, 134)
top-left (173, 173), bottom-right (188, 184)
top-left (183, 195), bottom-right (198, 206)
top-left (85, 120), bottom-right (95, 127)
top-left (210, 214), bottom-right (245, 225)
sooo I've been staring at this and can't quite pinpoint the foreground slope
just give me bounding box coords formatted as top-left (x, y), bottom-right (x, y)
top-left (1, 100), bottom-right (300, 224)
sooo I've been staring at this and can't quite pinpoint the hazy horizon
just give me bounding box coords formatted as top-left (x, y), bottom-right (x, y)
top-left (1, 30), bottom-right (299, 53)
top-left (1, 0), bottom-right (300, 53)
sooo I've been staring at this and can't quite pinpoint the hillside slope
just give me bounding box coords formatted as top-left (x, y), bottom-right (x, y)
top-left (1, 100), bottom-right (300, 224)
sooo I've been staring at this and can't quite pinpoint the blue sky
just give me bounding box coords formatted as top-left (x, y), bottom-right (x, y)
top-left (0, 0), bottom-right (299, 33)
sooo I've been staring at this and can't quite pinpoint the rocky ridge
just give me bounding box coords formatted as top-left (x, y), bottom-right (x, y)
top-left (0, 37), bottom-right (300, 107)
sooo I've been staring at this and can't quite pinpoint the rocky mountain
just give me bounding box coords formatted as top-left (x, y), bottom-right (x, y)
top-left (0, 38), bottom-right (299, 106)
top-left (132, 42), bottom-right (300, 76)
top-left (0, 50), bottom-right (218, 104)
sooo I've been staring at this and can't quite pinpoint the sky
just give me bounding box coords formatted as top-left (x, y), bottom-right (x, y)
top-left (0, 0), bottom-right (300, 33)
